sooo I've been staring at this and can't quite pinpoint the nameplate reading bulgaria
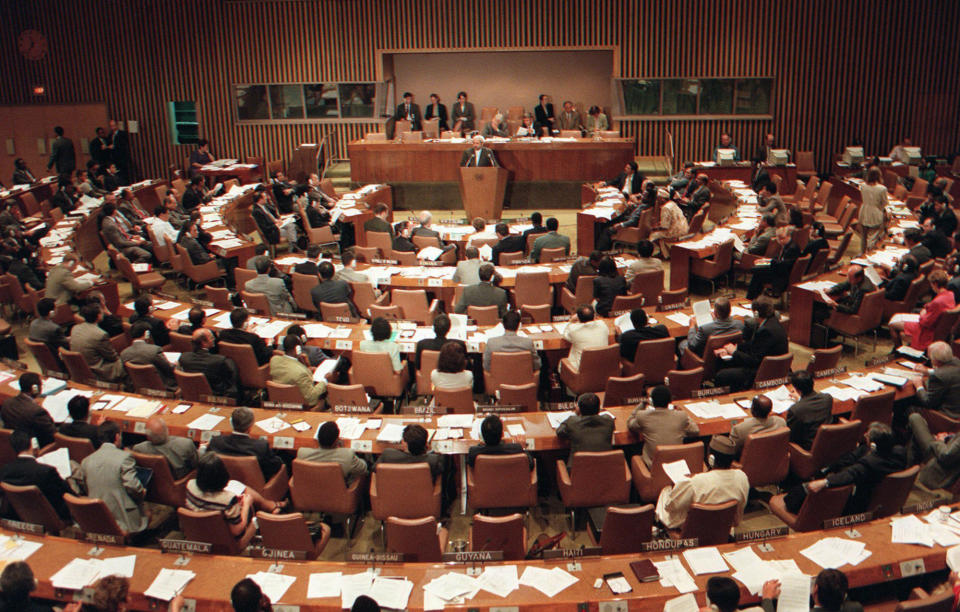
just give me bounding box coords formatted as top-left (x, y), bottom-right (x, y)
top-left (441, 551), bottom-right (504, 563)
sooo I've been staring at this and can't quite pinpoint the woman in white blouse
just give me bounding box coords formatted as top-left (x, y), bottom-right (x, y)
top-left (431, 341), bottom-right (474, 390)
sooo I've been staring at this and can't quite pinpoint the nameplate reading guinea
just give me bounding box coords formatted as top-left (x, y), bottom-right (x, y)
top-left (1, 518), bottom-right (44, 535)
top-left (542, 546), bottom-right (602, 559)
top-left (823, 511), bottom-right (875, 529)
top-left (441, 551), bottom-right (504, 563)
top-left (734, 526), bottom-right (788, 543)
top-left (347, 552), bottom-right (405, 563)
top-left (641, 538), bottom-right (698, 552)
top-left (255, 547), bottom-right (307, 560)
top-left (160, 539), bottom-right (213, 555)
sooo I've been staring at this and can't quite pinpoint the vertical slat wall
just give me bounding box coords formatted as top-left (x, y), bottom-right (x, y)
top-left (1, 0), bottom-right (957, 179)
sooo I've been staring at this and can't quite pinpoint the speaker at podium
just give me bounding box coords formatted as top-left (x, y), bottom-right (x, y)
top-left (459, 166), bottom-right (508, 221)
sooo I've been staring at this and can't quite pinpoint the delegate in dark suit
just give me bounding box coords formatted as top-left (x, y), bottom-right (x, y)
top-left (683, 318), bottom-right (745, 357)
top-left (455, 282), bottom-right (508, 317)
top-left (913, 357), bottom-right (960, 419)
top-left (394, 101), bottom-right (422, 131)
top-left (0, 455), bottom-right (72, 519)
top-left (48, 135), bottom-right (76, 175)
top-left (786, 392), bottom-right (833, 449)
top-left (252, 203), bottom-right (281, 245)
top-left (28, 317), bottom-right (69, 353)
top-left (909, 412), bottom-right (960, 490)
top-left (424, 102), bottom-right (449, 130)
top-left (311, 279), bottom-right (358, 316)
top-left (451, 101), bottom-right (476, 131)
top-left (534, 103), bottom-right (555, 133)
top-left (556, 414), bottom-right (615, 455)
top-left (460, 147), bottom-right (498, 167)
top-left (120, 341), bottom-right (176, 390)
top-left (467, 442), bottom-right (534, 469)
top-left (714, 315), bottom-right (789, 390)
top-left (746, 240), bottom-right (801, 299)
top-left (363, 216), bottom-right (394, 238)
top-left (178, 349), bottom-right (239, 397)
top-left (376, 447), bottom-right (442, 480)
top-left (208, 433), bottom-right (283, 480)
top-left (58, 421), bottom-right (101, 446)
top-left (491, 234), bottom-right (525, 264)
top-left (606, 171), bottom-right (643, 196)
top-left (619, 324), bottom-right (669, 360)
top-left (218, 327), bottom-right (272, 366)
top-left (128, 312), bottom-right (170, 348)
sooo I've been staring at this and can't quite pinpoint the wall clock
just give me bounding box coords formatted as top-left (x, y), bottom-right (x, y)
top-left (18, 29), bottom-right (48, 61)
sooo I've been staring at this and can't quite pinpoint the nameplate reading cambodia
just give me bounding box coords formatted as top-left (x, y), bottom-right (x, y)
top-left (542, 546), bottom-right (602, 559)
top-left (641, 538), bottom-right (698, 552)
top-left (754, 377), bottom-right (790, 390)
top-left (160, 539), bottom-right (213, 555)
top-left (441, 551), bottom-right (504, 563)
top-left (1, 518), bottom-right (44, 535)
top-left (823, 511), bottom-right (874, 529)
top-left (734, 526), bottom-right (789, 543)
top-left (347, 552), bottom-right (404, 563)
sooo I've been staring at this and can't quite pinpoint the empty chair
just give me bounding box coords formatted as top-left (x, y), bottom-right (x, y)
top-left (659, 288), bottom-right (688, 307)
top-left (471, 513), bottom-right (526, 560)
top-left (205, 286), bottom-right (233, 310)
top-left (391, 289), bottom-right (439, 324)
top-left (560, 344), bottom-right (620, 395)
top-left (790, 420), bottom-right (862, 480)
top-left (621, 336), bottom-right (675, 383)
top-left (602, 373), bottom-right (645, 407)
top-left (538, 247), bottom-right (566, 263)
top-left (53, 432), bottom-right (96, 463)
top-left (610, 292), bottom-right (644, 314)
top-left (370, 463), bottom-right (442, 520)
top-left (290, 459), bottom-right (366, 536)
top-left (632, 442), bottom-right (706, 502)
top-left (174, 369), bottom-right (215, 402)
top-left (327, 383), bottom-right (373, 412)
top-left (467, 454), bottom-right (537, 511)
top-left (131, 450), bottom-right (193, 507)
top-left (467, 305), bottom-right (500, 325)
top-left (664, 367), bottom-right (704, 400)
top-left (368, 304), bottom-right (403, 320)
top-left (676, 500), bottom-right (738, 545)
top-left (513, 271), bottom-right (553, 309)
top-left (125, 362), bottom-right (170, 395)
top-left (848, 390), bottom-right (895, 433)
top-left (0, 482), bottom-right (69, 534)
top-left (519, 304), bottom-right (551, 323)
top-left (168, 331), bottom-right (194, 353)
top-left (24, 338), bottom-right (65, 376)
top-left (265, 381), bottom-right (308, 408)
top-left (806, 345), bottom-right (842, 374)
top-left (560, 274), bottom-right (595, 314)
top-left (353, 246), bottom-right (379, 262)
top-left (177, 507), bottom-right (255, 554)
top-left (64, 494), bottom-right (127, 540)
top-left (216, 454), bottom-right (289, 502)
top-left (769, 484), bottom-right (853, 532)
top-left (866, 465), bottom-right (920, 518)
top-left (385, 517), bottom-right (447, 562)
top-left (484, 351), bottom-right (540, 396)
top-left (556, 451), bottom-right (631, 526)
top-left (753, 353), bottom-right (794, 387)
top-left (59, 349), bottom-right (97, 385)
top-left (434, 386), bottom-right (474, 414)
top-left (588, 504), bottom-right (654, 555)
top-left (630, 269), bottom-right (664, 303)
top-left (498, 382), bottom-right (539, 412)
top-left (733, 427), bottom-right (790, 487)
top-left (256, 511), bottom-right (331, 560)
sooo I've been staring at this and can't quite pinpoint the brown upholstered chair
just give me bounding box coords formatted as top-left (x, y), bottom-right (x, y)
top-left (499, 251), bottom-right (524, 265)
top-left (205, 286), bottom-right (233, 310)
top-left (467, 454), bottom-right (537, 511)
top-left (471, 513), bottom-right (526, 560)
top-left (610, 293), bottom-right (645, 313)
top-left (498, 382), bottom-right (538, 412)
top-left (265, 381), bottom-right (308, 408)
top-left (59, 348), bottom-right (98, 386)
top-left (789, 420), bottom-right (862, 480)
top-left (114, 250), bottom-right (165, 292)
top-left (769, 484), bottom-right (853, 532)
top-left (733, 427), bottom-right (790, 487)
top-left (621, 337), bottom-right (675, 383)
top-left (588, 504), bottom-right (654, 555)
top-left (315, 301), bottom-right (351, 322)
top-left (602, 373), bottom-right (645, 407)
top-left (367, 304), bottom-right (403, 320)
top-left (371, 463), bottom-right (442, 520)
top-left (216, 453), bottom-right (289, 502)
top-left (168, 332), bottom-right (194, 352)
top-left (630, 269), bottom-right (664, 304)
top-left (0, 429), bottom-right (16, 465)
top-left (1, 483), bottom-right (69, 534)
top-left (125, 362), bottom-right (171, 395)
top-left (484, 351), bottom-right (540, 395)
top-left (257, 511), bottom-right (331, 560)
top-left (867, 465), bottom-right (920, 518)
top-left (392, 250), bottom-right (418, 266)
top-left (689, 240), bottom-right (734, 295)
top-left (560, 274), bottom-right (595, 314)
top-left (131, 450), bottom-right (194, 507)
top-left (350, 350), bottom-right (410, 402)
top-left (353, 246), bottom-right (380, 263)
top-left (64, 494), bottom-right (127, 540)
top-left (882, 276), bottom-right (927, 320)
top-left (848, 389), bottom-right (895, 433)
top-left (519, 304), bottom-right (551, 323)
top-left (559, 344), bottom-right (620, 394)
top-left (795, 151), bottom-right (816, 180)
top-left (513, 270), bottom-right (553, 309)
top-left (327, 383), bottom-right (373, 412)
top-left (467, 305), bottom-right (500, 325)
top-left (240, 290), bottom-right (272, 315)
top-left (349, 282), bottom-right (388, 319)
top-left (664, 367), bottom-right (704, 400)
top-left (391, 289), bottom-right (440, 324)
top-left (806, 345), bottom-right (842, 374)
top-left (539, 247), bottom-right (566, 263)
top-left (921, 409), bottom-right (960, 435)
top-left (434, 386), bottom-right (474, 414)
top-left (24, 338), bottom-right (65, 376)
top-left (680, 331), bottom-right (741, 381)
top-left (365, 231), bottom-right (393, 255)
top-left (557, 451), bottom-right (631, 518)
top-left (174, 369), bottom-right (217, 402)
top-left (217, 341), bottom-right (270, 390)
top-left (290, 459), bottom-right (366, 536)
top-left (385, 516), bottom-right (447, 562)
top-left (292, 272), bottom-right (319, 313)
top-left (753, 353), bottom-right (794, 387)
top-left (676, 500), bottom-right (738, 544)
top-left (53, 432), bottom-right (96, 463)
top-left (659, 288), bottom-right (688, 307)
top-left (233, 267), bottom-right (257, 290)
top-left (175, 243), bottom-right (223, 286)
top-left (631, 442), bottom-right (706, 502)
top-left (177, 507), bottom-right (255, 554)
top-left (893, 588), bottom-right (955, 612)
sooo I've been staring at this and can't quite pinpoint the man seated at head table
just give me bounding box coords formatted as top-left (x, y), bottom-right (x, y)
top-left (131, 416), bottom-right (199, 480)
top-left (515, 113), bottom-right (539, 137)
top-left (480, 112), bottom-right (508, 138)
top-left (557, 100), bottom-right (582, 132)
top-left (456, 263), bottom-right (509, 318)
top-left (179, 328), bottom-right (240, 399)
top-left (393, 91), bottom-right (422, 131)
top-left (711, 132), bottom-right (741, 162)
top-left (627, 385), bottom-right (700, 468)
top-left (450, 91), bottom-right (476, 134)
top-left (297, 421), bottom-right (369, 485)
top-left (467, 414), bottom-right (534, 469)
top-left (556, 392), bottom-right (614, 457)
top-left (534, 94), bottom-right (555, 134)
top-left (482, 310), bottom-right (540, 373)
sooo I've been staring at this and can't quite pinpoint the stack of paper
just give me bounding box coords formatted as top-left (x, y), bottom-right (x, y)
top-left (144, 568), bottom-right (196, 601)
top-left (37, 447), bottom-right (71, 479)
top-left (476, 565), bottom-right (519, 597)
top-left (664, 593), bottom-right (700, 612)
top-left (891, 514), bottom-right (935, 547)
top-left (43, 389), bottom-right (95, 423)
top-left (518, 566), bottom-right (579, 596)
top-left (50, 556), bottom-right (137, 590)
top-left (662, 459), bottom-right (692, 484)
top-left (799, 537), bottom-right (870, 568)
top-left (681, 547), bottom-right (729, 574)
top-left (256, 416), bottom-right (289, 434)
top-left (0, 535), bottom-right (42, 562)
top-left (666, 312), bottom-right (692, 326)
top-left (437, 414), bottom-right (473, 428)
top-left (840, 376), bottom-right (885, 393)
top-left (684, 401), bottom-right (747, 419)
top-left (762, 385), bottom-right (795, 414)
top-left (546, 411), bottom-right (575, 429)
top-left (246, 571), bottom-right (297, 603)
top-left (820, 386), bottom-right (867, 402)
top-left (376, 423), bottom-right (405, 443)
top-left (653, 558), bottom-right (698, 593)
top-left (423, 572), bottom-right (480, 603)
top-left (723, 546), bottom-right (808, 596)
top-left (334, 417), bottom-right (366, 440)
top-left (186, 413), bottom-right (225, 430)
top-left (366, 577), bottom-right (414, 610)
top-left (307, 572), bottom-right (342, 599)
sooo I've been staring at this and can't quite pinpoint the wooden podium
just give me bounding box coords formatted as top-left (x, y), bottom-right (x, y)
top-left (458, 166), bottom-right (508, 221)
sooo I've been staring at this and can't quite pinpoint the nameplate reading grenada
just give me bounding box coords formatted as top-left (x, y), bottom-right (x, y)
top-left (1, 519), bottom-right (44, 535)
top-left (347, 552), bottom-right (405, 563)
top-left (160, 539), bottom-right (213, 555)
top-left (734, 526), bottom-right (788, 543)
top-left (641, 538), bottom-right (698, 552)
top-left (823, 511), bottom-right (874, 529)
top-left (85, 533), bottom-right (125, 546)
top-left (441, 551), bottom-right (504, 563)
top-left (542, 546), bottom-right (602, 559)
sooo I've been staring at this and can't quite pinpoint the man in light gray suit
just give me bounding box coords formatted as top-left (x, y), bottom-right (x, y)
top-left (101, 201), bottom-right (152, 263)
top-left (710, 395), bottom-right (786, 460)
top-left (245, 257), bottom-right (295, 314)
top-left (44, 253), bottom-right (93, 306)
top-left (29, 298), bottom-right (69, 354)
top-left (455, 263), bottom-right (508, 317)
top-left (69, 303), bottom-right (126, 383)
top-left (297, 421), bottom-right (368, 485)
top-left (452, 247), bottom-right (483, 285)
top-left (77, 422), bottom-right (147, 534)
top-left (132, 416), bottom-right (199, 480)
top-left (735, 213), bottom-right (777, 261)
top-left (483, 310), bottom-right (541, 373)
top-left (120, 322), bottom-right (176, 391)
top-left (678, 296), bottom-right (745, 356)
top-left (531, 217), bottom-right (571, 262)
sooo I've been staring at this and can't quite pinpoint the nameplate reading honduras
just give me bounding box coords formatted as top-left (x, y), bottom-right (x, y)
top-left (641, 538), bottom-right (698, 552)
top-left (441, 551), bottom-right (504, 563)
top-left (160, 539), bottom-right (213, 555)
top-left (823, 511), bottom-right (875, 529)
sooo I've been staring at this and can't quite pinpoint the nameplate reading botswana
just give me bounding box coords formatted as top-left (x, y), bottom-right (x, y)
top-left (160, 539), bottom-right (213, 555)
top-left (332, 404), bottom-right (375, 414)
top-left (734, 526), bottom-right (789, 542)
top-left (823, 511), bottom-right (874, 529)
top-left (347, 552), bottom-right (405, 563)
top-left (641, 538), bottom-right (698, 552)
top-left (542, 546), bottom-right (602, 559)
top-left (441, 551), bottom-right (504, 563)
top-left (1, 519), bottom-right (44, 535)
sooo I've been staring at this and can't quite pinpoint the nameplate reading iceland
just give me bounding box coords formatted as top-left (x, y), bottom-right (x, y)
top-left (734, 526), bottom-right (788, 543)
top-left (347, 552), bottom-right (405, 563)
top-left (441, 551), bottom-right (504, 563)
top-left (641, 538), bottom-right (698, 552)
top-left (542, 546), bottom-right (602, 559)
top-left (823, 511), bottom-right (875, 529)
top-left (160, 539), bottom-right (213, 555)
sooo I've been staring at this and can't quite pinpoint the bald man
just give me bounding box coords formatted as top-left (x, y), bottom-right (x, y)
top-left (178, 328), bottom-right (240, 399)
top-left (132, 416), bottom-right (199, 479)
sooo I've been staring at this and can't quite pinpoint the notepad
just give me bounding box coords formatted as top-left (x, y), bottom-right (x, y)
top-left (186, 413), bottom-right (225, 431)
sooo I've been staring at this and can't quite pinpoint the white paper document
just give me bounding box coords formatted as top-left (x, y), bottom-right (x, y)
top-left (682, 546), bottom-right (730, 575)
top-left (518, 566), bottom-right (579, 597)
top-left (143, 568), bottom-right (196, 601)
top-left (246, 571), bottom-right (297, 604)
top-left (367, 577), bottom-right (414, 610)
top-left (776, 573), bottom-right (812, 612)
top-left (692, 300), bottom-right (713, 327)
top-left (662, 459), bottom-right (692, 485)
top-left (376, 423), bottom-right (405, 443)
top-left (799, 537), bottom-right (867, 569)
top-left (653, 558), bottom-right (698, 593)
top-left (664, 593), bottom-right (700, 612)
top-left (255, 416), bottom-right (290, 434)
top-left (306, 572), bottom-right (342, 599)
top-left (891, 514), bottom-right (935, 547)
top-left (422, 572), bottom-right (479, 602)
top-left (477, 564), bottom-right (519, 598)
top-left (186, 413), bottom-right (225, 431)
top-left (37, 447), bottom-right (72, 479)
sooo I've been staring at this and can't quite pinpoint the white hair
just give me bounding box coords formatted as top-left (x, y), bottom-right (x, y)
top-left (928, 341), bottom-right (953, 365)
top-left (418, 210), bottom-right (432, 225)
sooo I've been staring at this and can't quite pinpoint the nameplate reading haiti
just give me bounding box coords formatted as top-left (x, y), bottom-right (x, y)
top-left (441, 551), bottom-right (504, 563)
top-left (1, 518), bottom-right (44, 535)
top-left (823, 511), bottom-right (875, 529)
top-left (734, 526), bottom-right (789, 543)
top-left (348, 552), bottom-right (405, 563)
top-left (542, 546), bottom-right (602, 559)
top-left (641, 538), bottom-right (698, 552)
top-left (160, 539), bottom-right (213, 555)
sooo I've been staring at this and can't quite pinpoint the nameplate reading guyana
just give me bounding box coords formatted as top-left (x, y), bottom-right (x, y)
top-left (441, 551), bottom-right (505, 563)
top-left (641, 538), bottom-right (698, 552)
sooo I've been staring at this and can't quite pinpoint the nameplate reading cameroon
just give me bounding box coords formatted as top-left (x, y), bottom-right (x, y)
top-left (441, 551), bottom-right (505, 563)
top-left (823, 511), bottom-right (875, 529)
top-left (641, 538), bottom-right (699, 552)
